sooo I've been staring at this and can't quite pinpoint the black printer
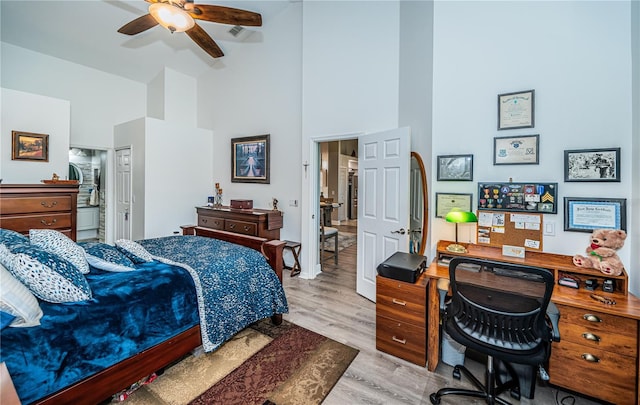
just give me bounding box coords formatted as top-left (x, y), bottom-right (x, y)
top-left (376, 251), bottom-right (427, 283)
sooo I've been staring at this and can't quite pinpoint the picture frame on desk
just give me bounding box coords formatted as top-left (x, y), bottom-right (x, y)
top-left (564, 197), bottom-right (627, 232)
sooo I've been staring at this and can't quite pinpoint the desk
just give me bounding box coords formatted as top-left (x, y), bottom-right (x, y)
top-left (425, 241), bottom-right (640, 405)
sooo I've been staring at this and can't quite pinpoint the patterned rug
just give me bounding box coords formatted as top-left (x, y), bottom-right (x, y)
top-left (322, 231), bottom-right (356, 252)
top-left (119, 320), bottom-right (358, 405)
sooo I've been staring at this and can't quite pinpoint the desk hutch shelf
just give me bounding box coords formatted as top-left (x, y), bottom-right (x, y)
top-left (429, 241), bottom-right (640, 405)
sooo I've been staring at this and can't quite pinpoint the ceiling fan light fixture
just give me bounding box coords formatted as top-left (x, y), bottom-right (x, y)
top-left (149, 3), bottom-right (195, 33)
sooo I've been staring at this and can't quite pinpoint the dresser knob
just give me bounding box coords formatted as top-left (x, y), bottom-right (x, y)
top-left (581, 353), bottom-right (600, 363)
top-left (243, 226), bottom-right (250, 231)
top-left (40, 219), bottom-right (57, 226)
top-left (583, 314), bottom-right (601, 323)
top-left (582, 332), bottom-right (601, 342)
top-left (392, 298), bottom-right (407, 306)
top-left (40, 201), bottom-right (58, 208)
top-left (229, 224), bottom-right (236, 229)
top-left (392, 336), bottom-right (407, 345)
top-left (202, 219), bottom-right (208, 223)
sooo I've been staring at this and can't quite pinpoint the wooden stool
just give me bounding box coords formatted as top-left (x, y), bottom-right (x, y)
top-left (283, 240), bottom-right (302, 277)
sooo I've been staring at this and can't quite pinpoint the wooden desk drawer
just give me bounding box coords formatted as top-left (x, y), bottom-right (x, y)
top-left (0, 196), bottom-right (72, 214)
top-left (550, 340), bottom-right (635, 405)
top-left (1, 213), bottom-right (71, 233)
top-left (557, 304), bottom-right (637, 338)
top-left (376, 314), bottom-right (426, 366)
top-left (198, 216), bottom-right (224, 230)
top-left (559, 320), bottom-right (637, 357)
top-left (377, 276), bottom-right (426, 306)
top-left (377, 293), bottom-right (426, 327)
top-left (225, 220), bottom-right (257, 236)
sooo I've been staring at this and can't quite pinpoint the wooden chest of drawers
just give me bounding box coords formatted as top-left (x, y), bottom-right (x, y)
top-left (0, 184), bottom-right (79, 241)
top-left (196, 206), bottom-right (283, 241)
top-left (550, 304), bottom-right (638, 405)
top-left (376, 274), bottom-right (428, 366)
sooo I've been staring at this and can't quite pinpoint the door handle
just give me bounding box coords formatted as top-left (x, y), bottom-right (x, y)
top-left (392, 228), bottom-right (406, 235)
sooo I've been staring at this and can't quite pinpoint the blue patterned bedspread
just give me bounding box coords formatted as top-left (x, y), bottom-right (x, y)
top-left (138, 235), bottom-right (288, 352)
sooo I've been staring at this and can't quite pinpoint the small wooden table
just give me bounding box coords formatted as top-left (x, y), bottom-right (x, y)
top-left (283, 240), bottom-right (301, 277)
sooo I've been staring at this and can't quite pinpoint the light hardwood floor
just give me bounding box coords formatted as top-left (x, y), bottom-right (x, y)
top-left (282, 234), bottom-right (602, 405)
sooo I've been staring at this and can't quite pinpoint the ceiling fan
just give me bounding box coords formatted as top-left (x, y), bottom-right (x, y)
top-left (117, 0), bottom-right (262, 59)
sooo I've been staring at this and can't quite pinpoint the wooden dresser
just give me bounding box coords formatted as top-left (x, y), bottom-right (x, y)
top-left (426, 241), bottom-right (640, 405)
top-left (375, 273), bottom-right (428, 366)
top-left (0, 184), bottom-right (79, 241)
top-left (196, 206), bottom-right (283, 241)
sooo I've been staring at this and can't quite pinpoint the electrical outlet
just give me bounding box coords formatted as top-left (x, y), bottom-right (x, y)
top-left (289, 199), bottom-right (298, 207)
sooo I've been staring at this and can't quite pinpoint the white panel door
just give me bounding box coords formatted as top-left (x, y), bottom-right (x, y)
top-left (357, 127), bottom-right (410, 302)
top-left (115, 148), bottom-right (132, 241)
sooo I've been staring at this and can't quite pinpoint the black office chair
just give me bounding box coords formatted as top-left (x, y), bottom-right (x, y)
top-left (430, 257), bottom-right (560, 405)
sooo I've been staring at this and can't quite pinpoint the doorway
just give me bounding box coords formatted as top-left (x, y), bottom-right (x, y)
top-left (318, 139), bottom-right (358, 273)
top-left (69, 147), bottom-right (107, 242)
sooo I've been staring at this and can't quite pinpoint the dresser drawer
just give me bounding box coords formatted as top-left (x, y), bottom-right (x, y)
top-left (376, 314), bottom-right (426, 366)
top-left (549, 339), bottom-right (636, 405)
top-left (377, 291), bottom-right (426, 327)
top-left (1, 213), bottom-right (72, 233)
top-left (225, 220), bottom-right (257, 236)
top-left (559, 320), bottom-right (637, 357)
top-left (377, 276), bottom-right (426, 306)
top-left (557, 304), bottom-right (637, 338)
top-left (0, 196), bottom-right (72, 214)
top-left (198, 216), bottom-right (224, 230)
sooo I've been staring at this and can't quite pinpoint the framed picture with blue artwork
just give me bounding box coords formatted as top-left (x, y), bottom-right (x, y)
top-left (231, 134), bottom-right (270, 184)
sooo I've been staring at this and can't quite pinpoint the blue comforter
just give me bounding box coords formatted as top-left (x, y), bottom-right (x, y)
top-left (138, 235), bottom-right (289, 352)
top-left (1, 235), bottom-right (288, 404)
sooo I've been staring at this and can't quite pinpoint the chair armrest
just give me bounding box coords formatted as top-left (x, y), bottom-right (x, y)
top-left (546, 302), bottom-right (561, 342)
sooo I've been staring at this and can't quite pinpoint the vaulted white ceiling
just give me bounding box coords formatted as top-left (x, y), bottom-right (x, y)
top-left (1, 1), bottom-right (291, 83)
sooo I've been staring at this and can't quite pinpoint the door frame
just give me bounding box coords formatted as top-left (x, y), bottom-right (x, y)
top-left (301, 132), bottom-right (362, 279)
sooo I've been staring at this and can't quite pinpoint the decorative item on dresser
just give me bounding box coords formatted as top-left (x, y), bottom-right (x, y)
top-left (425, 240), bottom-right (640, 405)
top-left (196, 206), bottom-right (283, 240)
top-left (0, 184), bottom-right (79, 241)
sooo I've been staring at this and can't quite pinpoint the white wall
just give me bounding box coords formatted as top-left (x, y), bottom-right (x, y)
top-left (1, 88), bottom-right (70, 183)
top-left (431, 1), bottom-right (636, 291)
top-left (197, 2), bottom-right (303, 243)
top-left (1, 43), bottom-right (146, 149)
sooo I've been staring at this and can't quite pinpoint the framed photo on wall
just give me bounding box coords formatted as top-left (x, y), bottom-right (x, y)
top-left (564, 197), bottom-right (627, 232)
top-left (435, 192), bottom-right (473, 218)
top-left (498, 89), bottom-right (535, 130)
top-left (11, 131), bottom-right (49, 162)
top-left (564, 147), bottom-right (620, 182)
top-left (437, 154), bottom-right (473, 181)
top-left (493, 134), bottom-right (539, 165)
top-left (231, 134), bottom-right (270, 184)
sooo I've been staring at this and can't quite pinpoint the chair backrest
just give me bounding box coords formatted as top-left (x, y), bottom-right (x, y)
top-left (446, 257), bottom-right (554, 357)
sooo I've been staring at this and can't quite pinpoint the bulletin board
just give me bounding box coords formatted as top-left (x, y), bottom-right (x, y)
top-left (476, 210), bottom-right (544, 251)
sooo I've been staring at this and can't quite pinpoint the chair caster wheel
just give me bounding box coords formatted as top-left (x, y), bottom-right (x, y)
top-left (429, 393), bottom-right (441, 404)
top-left (452, 366), bottom-right (461, 380)
top-left (510, 387), bottom-right (521, 400)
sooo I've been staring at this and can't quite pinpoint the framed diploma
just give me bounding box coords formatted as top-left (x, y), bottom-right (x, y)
top-left (435, 193), bottom-right (473, 218)
top-left (564, 197), bottom-right (627, 232)
top-left (498, 89), bottom-right (534, 130)
top-left (494, 134), bottom-right (539, 165)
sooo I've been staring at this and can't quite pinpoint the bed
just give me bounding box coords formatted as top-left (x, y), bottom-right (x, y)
top-left (0, 225), bottom-right (287, 405)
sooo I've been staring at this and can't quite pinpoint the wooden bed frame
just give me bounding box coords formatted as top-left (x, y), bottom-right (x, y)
top-left (32, 226), bottom-right (285, 405)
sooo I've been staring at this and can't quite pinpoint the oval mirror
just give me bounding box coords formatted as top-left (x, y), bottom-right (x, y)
top-left (69, 162), bottom-right (83, 184)
top-left (410, 152), bottom-right (428, 255)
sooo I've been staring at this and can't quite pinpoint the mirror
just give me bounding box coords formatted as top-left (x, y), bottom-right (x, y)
top-left (69, 162), bottom-right (83, 184)
top-left (410, 152), bottom-right (428, 255)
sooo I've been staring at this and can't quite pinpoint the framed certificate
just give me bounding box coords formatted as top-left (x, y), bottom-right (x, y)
top-left (435, 193), bottom-right (473, 218)
top-left (564, 197), bottom-right (627, 232)
top-left (494, 134), bottom-right (539, 165)
top-left (498, 89), bottom-right (534, 130)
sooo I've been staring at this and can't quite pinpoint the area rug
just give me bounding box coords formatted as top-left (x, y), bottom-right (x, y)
top-left (322, 231), bottom-right (356, 252)
top-left (119, 320), bottom-right (358, 405)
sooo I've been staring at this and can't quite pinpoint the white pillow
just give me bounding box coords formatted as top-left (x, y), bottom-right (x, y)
top-left (30, 229), bottom-right (89, 274)
top-left (0, 261), bottom-right (43, 328)
top-left (115, 239), bottom-right (154, 263)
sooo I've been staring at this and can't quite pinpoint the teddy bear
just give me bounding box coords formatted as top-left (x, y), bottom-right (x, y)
top-left (572, 229), bottom-right (627, 276)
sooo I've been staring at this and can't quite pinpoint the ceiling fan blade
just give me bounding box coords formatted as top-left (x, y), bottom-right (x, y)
top-left (118, 14), bottom-right (159, 35)
top-left (186, 23), bottom-right (224, 58)
top-left (189, 4), bottom-right (262, 26)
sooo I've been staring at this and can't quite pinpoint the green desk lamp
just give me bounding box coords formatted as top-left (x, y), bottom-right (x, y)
top-left (445, 210), bottom-right (478, 253)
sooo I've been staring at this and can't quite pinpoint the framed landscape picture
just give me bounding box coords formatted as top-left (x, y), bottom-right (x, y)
top-left (12, 131), bottom-right (49, 161)
top-left (231, 134), bottom-right (270, 184)
top-left (564, 147), bottom-right (620, 182)
top-left (437, 154), bottom-right (473, 181)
